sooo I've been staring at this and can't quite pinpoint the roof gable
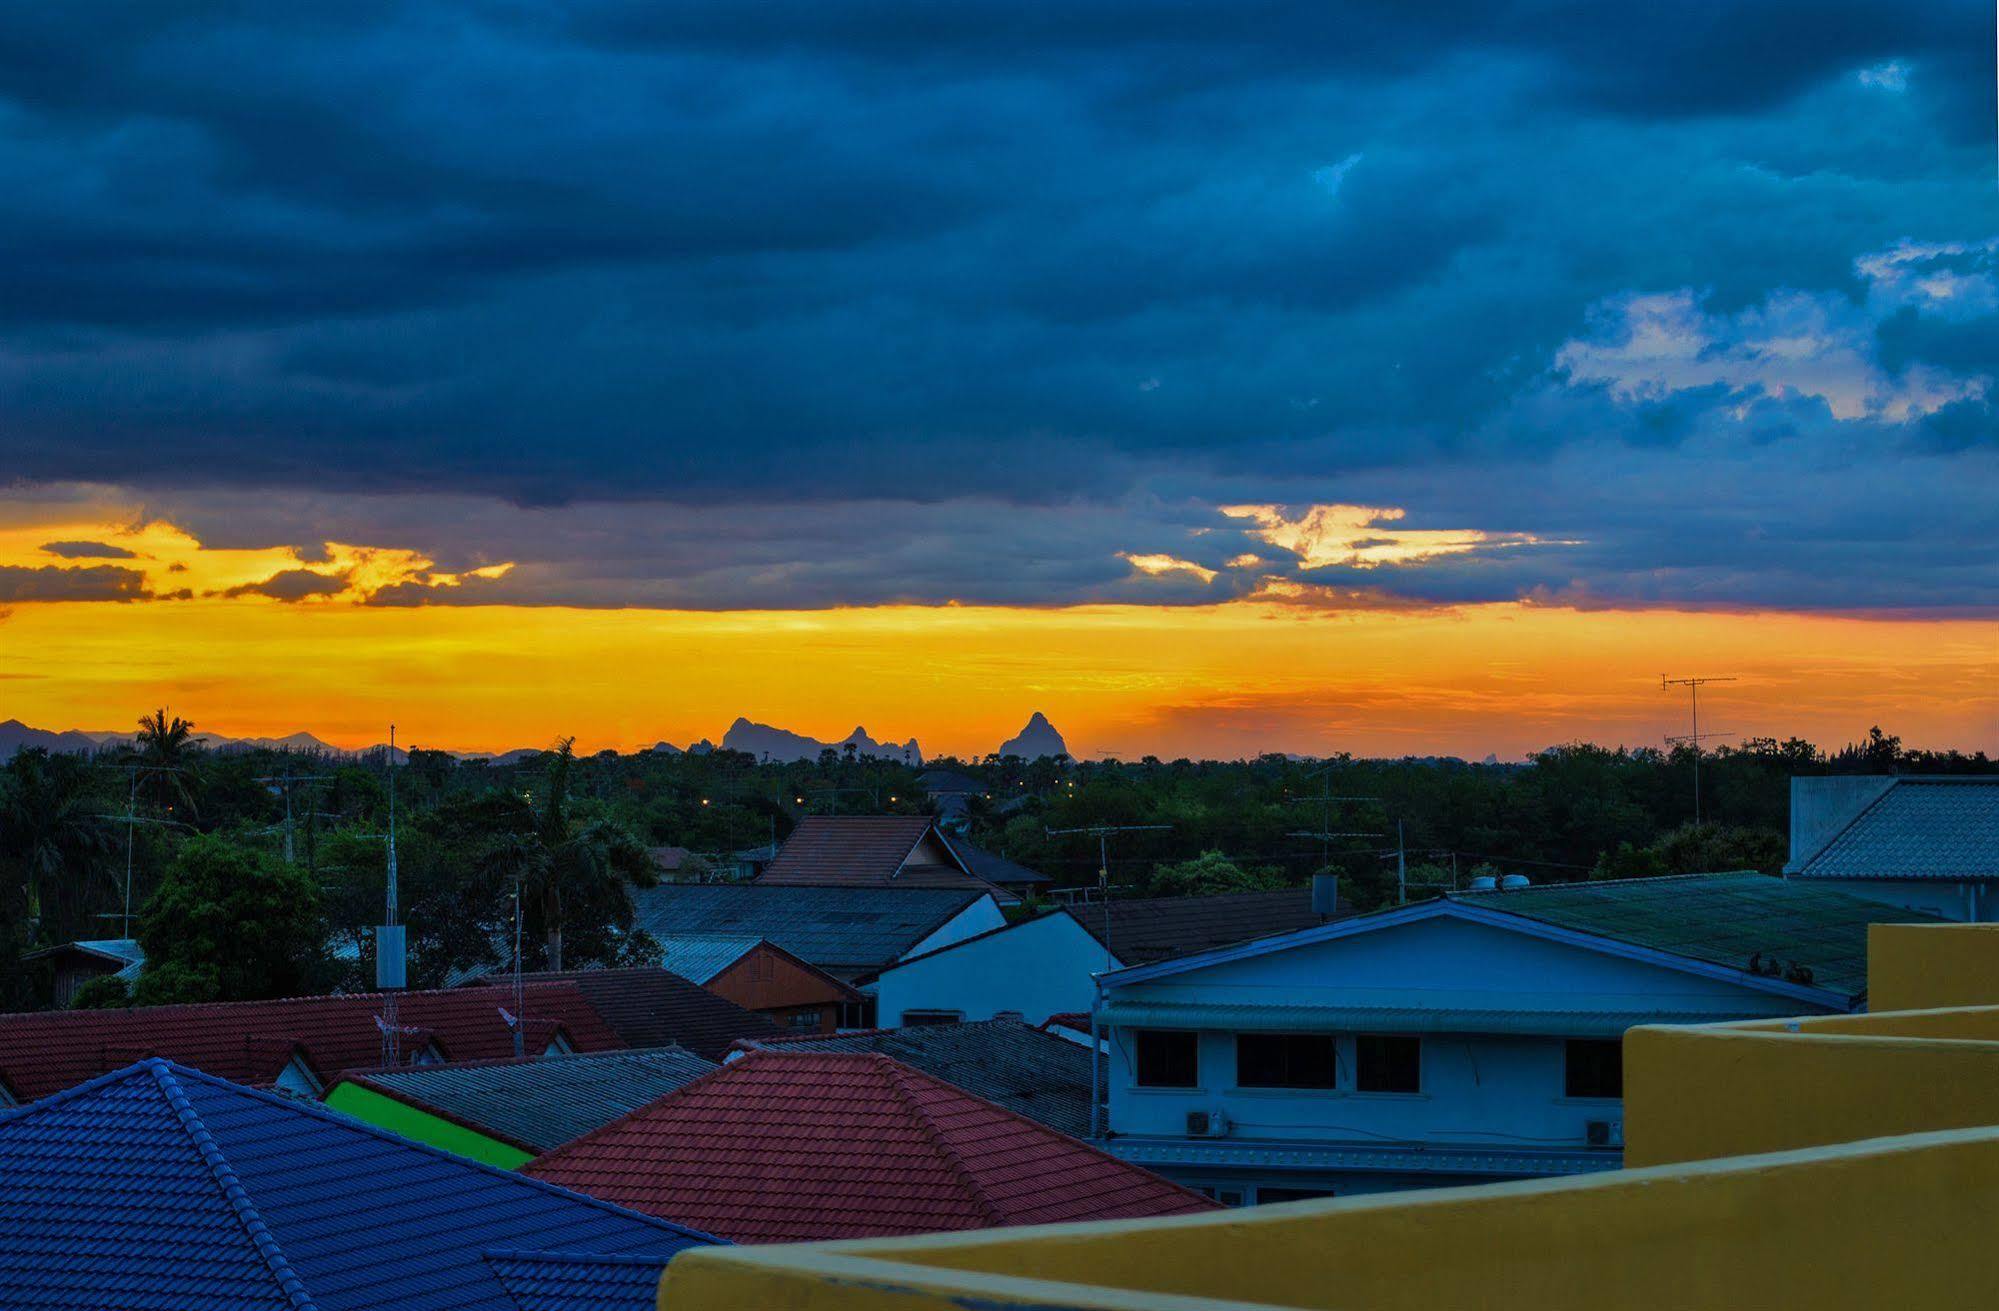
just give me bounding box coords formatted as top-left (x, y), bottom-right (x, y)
top-left (647, 934), bottom-right (764, 984)
top-left (1066, 887), bottom-right (1336, 965)
top-left (1788, 777), bottom-right (1999, 882)
top-left (1106, 875), bottom-right (1901, 1006)
top-left (629, 883), bottom-right (991, 971)
top-left (756, 816), bottom-right (1010, 898)
top-left (525, 1052), bottom-right (1212, 1244)
top-left (0, 1060), bottom-right (714, 1310)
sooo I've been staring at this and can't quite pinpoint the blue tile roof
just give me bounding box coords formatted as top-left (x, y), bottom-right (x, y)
top-left (482, 1250), bottom-right (676, 1311)
top-left (1790, 778), bottom-right (1999, 881)
top-left (0, 1059), bottom-right (716, 1311)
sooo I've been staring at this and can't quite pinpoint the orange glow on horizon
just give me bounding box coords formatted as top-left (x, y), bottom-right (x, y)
top-left (1, 594), bottom-right (1992, 761)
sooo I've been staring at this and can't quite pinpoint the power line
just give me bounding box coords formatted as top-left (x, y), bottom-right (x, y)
top-left (1045, 823), bottom-right (1171, 970)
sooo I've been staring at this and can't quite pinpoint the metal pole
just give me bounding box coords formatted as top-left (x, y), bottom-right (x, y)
top-left (122, 773), bottom-right (138, 940)
top-left (1691, 681), bottom-right (1701, 826)
top-left (513, 879), bottom-right (525, 1058)
top-left (1396, 820), bottom-right (1407, 905)
top-left (1089, 978), bottom-right (1103, 1140)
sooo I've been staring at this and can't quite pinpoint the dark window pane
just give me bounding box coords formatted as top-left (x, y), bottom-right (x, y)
top-left (1236, 1034), bottom-right (1337, 1089)
top-left (1356, 1035), bottom-right (1421, 1093)
top-left (1565, 1039), bottom-right (1623, 1099)
top-left (1135, 1030), bottom-right (1200, 1088)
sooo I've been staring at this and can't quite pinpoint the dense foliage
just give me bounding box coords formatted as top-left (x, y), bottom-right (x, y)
top-left (0, 713), bottom-right (1988, 1010)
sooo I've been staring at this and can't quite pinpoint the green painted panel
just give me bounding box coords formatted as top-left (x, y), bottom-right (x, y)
top-left (322, 1081), bottom-right (534, 1170)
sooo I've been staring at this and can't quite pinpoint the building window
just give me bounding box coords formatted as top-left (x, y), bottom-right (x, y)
top-left (1565, 1038), bottom-right (1623, 1099)
top-left (901, 1010), bottom-right (963, 1027)
top-left (787, 1008), bottom-right (824, 1030)
top-left (1256, 1186), bottom-right (1338, 1205)
top-left (1235, 1033), bottom-right (1337, 1089)
top-left (1134, 1030), bottom-right (1200, 1088)
top-left (1355, 1035), bottom-right (1421, 1093)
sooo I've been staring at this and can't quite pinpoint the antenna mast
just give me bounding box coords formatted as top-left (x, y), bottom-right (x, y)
top-left (377, 725), bottom-right (408, 1065)
top-left (1661, 676), bottom-right (1736, 826)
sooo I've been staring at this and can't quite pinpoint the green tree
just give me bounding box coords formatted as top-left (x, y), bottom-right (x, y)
top-left (0, 748), bottom-right (115, 942)
top-left (134, 835), bottom-right (327, 1004)
top-left (68, 975), bottom-right (132, 1009)
top-left (477, 740), bottom-right (658, 972)
top-left (1592, 823), bottom-right (1787, 881)
top-left (1148, 850), bottom-right (1285, 898)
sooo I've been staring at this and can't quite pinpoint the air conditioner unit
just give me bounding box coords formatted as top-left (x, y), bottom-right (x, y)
top-left (1185, 1109), bottom-right (1231, 1138)
top-left (1586, 1118), bottom-right (1624, 1149)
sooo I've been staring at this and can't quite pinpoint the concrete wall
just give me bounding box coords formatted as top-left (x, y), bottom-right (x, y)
top-left (1871, 922), bottom-right (1999, 1009)
top-left (321, 1081), bottom-right (533, 1170)
top-left (900, 895), bottom-right (1006, 961)
top-left (876, 912), bottom-right (1112, 1027)
top-left (661, 1124), bottom-right (1999, 1311)
top-left (1624, 1010), bottom-right (1999, 1167)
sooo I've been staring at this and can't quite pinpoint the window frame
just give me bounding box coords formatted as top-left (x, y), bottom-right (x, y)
top-left (1234, 1032), bottom-right (1338, 1090)
top-left (1133, 1028), bottom-right (1202, 1089)
top-left (1353, 1033), bottom-right (1423, 1094)
top-left (1563, 1037), bottom-right (1624, 1100)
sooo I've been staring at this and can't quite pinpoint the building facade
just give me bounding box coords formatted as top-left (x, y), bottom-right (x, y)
top-left (1095, 876), bottom-right (1887, 1204)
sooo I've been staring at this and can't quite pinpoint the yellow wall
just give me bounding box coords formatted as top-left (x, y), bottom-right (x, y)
top-left (1870, 922), bottom-right (1999, 1012)
top-left (661, 1125), bottom-right (1999, 1311)
top-left (1623, 1021), bottom-right (1999, 1166)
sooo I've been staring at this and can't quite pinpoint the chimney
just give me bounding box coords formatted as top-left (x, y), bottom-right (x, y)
top-left (1311, 873), bottom-right (1339, 919)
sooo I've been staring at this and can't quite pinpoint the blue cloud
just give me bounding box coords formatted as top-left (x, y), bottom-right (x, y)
top-left (0, 1), bottom-right (1991, 612)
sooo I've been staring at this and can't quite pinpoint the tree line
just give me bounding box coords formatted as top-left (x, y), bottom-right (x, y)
top-left (0, 713), bottom-right (1986, 1010)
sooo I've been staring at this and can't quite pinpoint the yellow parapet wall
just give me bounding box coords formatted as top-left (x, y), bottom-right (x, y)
top-left (661, 1124), bottom-right (1999, 1311)
top-left (1870, 922), bottom-right (1999, 1012)
top-left (1623, 1016), bottom-right (1999, 1166)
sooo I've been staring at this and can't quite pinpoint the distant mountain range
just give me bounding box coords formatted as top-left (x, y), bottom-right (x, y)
top-left (2, 712), bottom-right (1071, 766)
top-left (714, 717), bottom-right (923, 766)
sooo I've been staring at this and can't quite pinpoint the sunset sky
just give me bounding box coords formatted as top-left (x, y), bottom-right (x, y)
top-left (1, 4), bottom-right (1994, 759)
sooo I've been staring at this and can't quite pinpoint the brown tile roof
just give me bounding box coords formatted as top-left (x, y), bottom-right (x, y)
top-left (497, 968), bottom-right (783, 1060)
top-left (524, 1051), bottom-right (1214, 1243)
top-left (756, 815), bottom-right (1001, 895)
top-left (0, 983), bottom-right (621, 1101)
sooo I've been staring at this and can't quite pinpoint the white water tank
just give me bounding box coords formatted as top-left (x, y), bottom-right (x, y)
top-left (1469, 875), bottom-right (1499, 892)
top-left (1500, 874), bottom-right (1531, 891)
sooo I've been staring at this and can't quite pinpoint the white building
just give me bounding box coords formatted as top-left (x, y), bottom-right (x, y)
top-left (1094, 873), bottom-right (1906, 1206)
top-left (1785, 776), bottom-right (1999, 921)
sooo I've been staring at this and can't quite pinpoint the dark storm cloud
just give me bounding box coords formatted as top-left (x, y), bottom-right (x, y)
top-left (0, 1), bottom-right (1992, 612)
top-left (0, 564), bottom-right (149, 602)
top-left (217, 568), bottom-right (351, 602)
top-left (40, 540), bottom-right (136, 559)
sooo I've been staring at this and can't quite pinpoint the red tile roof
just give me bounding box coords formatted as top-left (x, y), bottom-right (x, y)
top-left (757, 815), bottom-right (1003, 896)
top-left (0, 983), bottom-right (622, 1101)
top-left (523, 1050), bottom-right (1215, 1244)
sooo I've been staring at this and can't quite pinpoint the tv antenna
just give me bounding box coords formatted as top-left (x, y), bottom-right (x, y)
top-left (1045, 823), bottom-right (1171, 970)
top-left (1661, 676), bottom-right (1736, 825)
top-left (377, 725), bottom-right (408, 1065)
top-left (1285, 767), bottom-right (1381, 880)
top-left (253, 767), bottom-right (334, 865)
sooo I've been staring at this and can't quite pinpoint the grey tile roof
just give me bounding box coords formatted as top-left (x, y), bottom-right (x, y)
top-left (1790, 778), bottom-right (1999, 881)
top-left (1452, 872), bottom-right (1942, 1002)
top-left (734, 1018), bottom-right (1092, 1137)
top-left (629, 884), bottom-right (990, 973)
top-left (497, 967), bottom-right (783, 1059)
top-left (945, 838), bottom-right (1052, 886)
top-left (647, 934), bottom-right (763, 985)
top-left (345, 1046), bottom-right (719, 1152)
top-left (1067, 888), bottom-right (1341, 965)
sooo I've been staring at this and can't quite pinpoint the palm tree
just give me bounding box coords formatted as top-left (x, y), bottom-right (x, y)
top-left (0, 749), bottom-right (115, 942)
top-left (132, 707), bottom-right (199, 816)
top-left (481, 739), bottom-right (654, 972)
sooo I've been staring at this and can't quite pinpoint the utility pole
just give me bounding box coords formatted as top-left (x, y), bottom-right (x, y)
top-left (1662, 676), bottom-right (1736, 826)
top-left (254, 767), bottom-right (333, 865)
top-left (378, 726), bottom-right (407, 1066)
top-left (95, 765), bottom-right (194, 941)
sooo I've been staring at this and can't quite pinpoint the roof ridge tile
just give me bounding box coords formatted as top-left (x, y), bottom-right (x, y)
top-left (147, 1060), bottom-right (320, 1311)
